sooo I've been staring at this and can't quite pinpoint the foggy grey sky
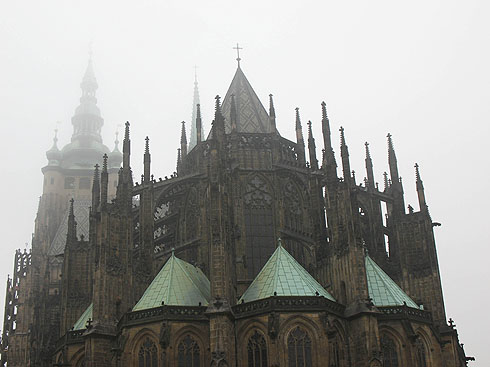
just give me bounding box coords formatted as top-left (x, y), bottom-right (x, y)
top-left (1, 0), bottom-right (488, 363)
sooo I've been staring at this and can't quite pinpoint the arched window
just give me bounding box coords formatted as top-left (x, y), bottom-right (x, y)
top-left (415, 338), bottom-right (427, 367)
top-left (243, 176), bottom-right (275, 278)
top-left (177, 335), bottom-right (200, 367)
top-left (138, 337), bottom-right (158, 367)
top-left (380, 335), bottom-right (399, 367)
top-left (247, 331), bottom-right (268, 367)
top-left (287, 327), bottom-right (312, 367)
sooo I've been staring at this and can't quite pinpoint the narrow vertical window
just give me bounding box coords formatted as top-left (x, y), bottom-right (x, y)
top-left (177, 335), bottom-right (200, 367)
top-left (138, 337), bottom-right (158, 367)
top-left (415, 339), bottom-right (427, 367)
top-left (287, 327), bottom-right (312, 367)
top-left (380, 336), bottom-right (399, 367)
top-left (247, 331), bottom-right (268, 367)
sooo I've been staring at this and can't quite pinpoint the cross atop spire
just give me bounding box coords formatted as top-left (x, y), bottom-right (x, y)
top-left (233, 43), bottom-right (243, 68)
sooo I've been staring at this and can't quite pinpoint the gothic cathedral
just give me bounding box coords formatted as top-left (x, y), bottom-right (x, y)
top-left (1, 57), bottom-right (472, 367)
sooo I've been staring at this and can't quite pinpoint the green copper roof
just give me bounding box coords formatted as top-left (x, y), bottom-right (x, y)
top-left (133, 254), bottom-right (210, 311)
top-left (73, 303), bottom-right (93, 330)
top-left (365, 255), bottom-right (419, 308)
top-left (239, 243), bottom-right (335, 303)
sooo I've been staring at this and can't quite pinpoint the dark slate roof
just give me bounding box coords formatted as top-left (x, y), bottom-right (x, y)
top-left (48, 199), bottom-right (90, 256)
top-left (365, 255), bottom-right (419, 308)
top-left (239, 243), bottom-right (335, 303)
top-left (221, 67), bottom-right (272, 134)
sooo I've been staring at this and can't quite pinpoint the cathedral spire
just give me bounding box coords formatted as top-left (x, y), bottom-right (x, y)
top-left (212, 95), bottom-right (225, 143)
top-left (365, 142), bottom-right (375, 190)
top-left (67, 198), bottom-right (77, 242)
top-left (321, 102), bottom-right (337, 180)
top-left (269, 94), bottom-right (277, 133)
top-left (176, 148), bottom-right (182, 174)
top-left (144, 137), bottom-right (151, 184)
top-left (196, 103), bottom-right (202, 144)
top-left (180, 121), bottom-right (188, 158)
top-left (387, 133), bottom-right (400, 186)
top-left (101, 154), bottom-right (108, 208)
top-left (340, 127), bottom-right (351, 184)
top-left (295, 108), bottom-right (306, 165)
top-left (189, 70), bottom-right (201, 150)
top-left (123, 122), bottom-right (131, 170)
top-left (91, 164), bottom-right (100, 211)
top-left (71, 56), bottom-right (104, 144)
top-left (307, 120), bottom-right (318, 170)
top-left (415, 163), bottom-right (427, 211)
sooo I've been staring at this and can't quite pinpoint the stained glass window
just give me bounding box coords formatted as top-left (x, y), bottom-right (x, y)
top-left (247, 331), bottom-right (267, 367)
top-left (177, 335), bottom-right (200, 367)
top-left (287, 327), bottom-right (312, 367)
top-left (380, 336), bottom-right (399, 367)
top-left (138, 337), bottom-right (158, 367)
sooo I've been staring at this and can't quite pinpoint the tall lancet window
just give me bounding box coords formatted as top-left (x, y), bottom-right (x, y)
top-left (243, 176), bottom-right (275, 279)
top-left (247, 331), bottom-right (268, 367)
top-left (415, 339), bottom-right (428, 367)
top-left (177, 335), bottom-right (200, 367)
top-left (380, 336), bottom-right (399, 367)
top-left (287, 327), bottom-right (312, 367)
top-left (138, 337), bottom-right (158, 367)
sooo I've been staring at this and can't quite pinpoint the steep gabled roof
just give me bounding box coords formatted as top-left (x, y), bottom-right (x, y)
top-left (365, 255), bottom-right (419, 308)
top-left (133, 253), bottom-right (210, 311)
top-left (239, 244), bottom-right (335, 303)
top-left (73, 303), bottom-right (93, 330)
top-left (220, 67), bottom-right (272, 134)
top-left (48, 199), bottom-right (91, 256)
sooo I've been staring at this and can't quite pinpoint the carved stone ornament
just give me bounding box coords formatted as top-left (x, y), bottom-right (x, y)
top-left (211, 351), bottom-right (229, 367)
top-left (243, 176), bottom-right (272, 208)
top-left (268, 312), bottom-right (279, 340)
top-left (159, 321), bottom-right (170, 349)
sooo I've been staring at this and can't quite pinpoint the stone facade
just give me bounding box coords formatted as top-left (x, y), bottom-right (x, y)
top-left (1, 61), bottom-right (472, 367)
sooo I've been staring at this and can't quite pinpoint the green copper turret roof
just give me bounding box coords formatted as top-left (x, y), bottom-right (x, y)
top-left (73, 303), bottom-right (93, 330)
top-left (133, 253), bottom-right (210, 311)
top-left (365, 255), bottom-right (419, 308)
top-left (239, 242), bottom-right (335, 303)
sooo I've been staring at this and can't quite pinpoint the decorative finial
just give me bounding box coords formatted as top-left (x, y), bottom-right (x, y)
top-left (214, 95), bottom-right (222, 115)
top-left (339, 126), bottom-right (346, 146)
top-left (145, 136), bottom-right (150, 154)
top-left (415, 163), bottom-right (421, 182)
top-left (102, 154), bottom-right (108, 172)
top-left (365, 142), bottom-right (371, 159)
top-left (295, 107), bottom-right (302, 129)
top-left (233, 43), bottom-right (243, 67)
top-left (124, 121), bottom-right (130, 140)
top-left (277, 237), bottom-right (282, 248)
top-left (321, 101), bottom-right (328, 120)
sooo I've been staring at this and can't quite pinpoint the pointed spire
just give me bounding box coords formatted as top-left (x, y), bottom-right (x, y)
top-left (123, 121), bottom-right (131, 170)
top-left (269, 94), bottom-right (277, 133)
top-left (176, 148), bottom-right (182, 173)
top-left (383, 172), bottom-right (389, 192)
top-left (71, 56), bottom-right (103, 143)
top-left (46, 128), bottom-right (62, 163)
top-left (67, 198), bottom-right (77, 242)
top-left (189, 70), bottom-right (201, 150)
top-left (339, 127), bottom-right (351, 184)
top-left (387, 133), bottom-right (400, 185)
top-left (196, 103), bottom-right (202, 144)
top-left (295, 108), bottom-right (306, 165)
top-left (180, 121), bottom-right (188, 157)
top-left (144, 137), bottom-right (151, 184)
top-left (230, 94), bottom-right (237, 132)
top-left (213, 95), bottom-right (225, 142)
top-left (365, 142), bottom-right (375, 190)
top-left (321, 102), bottom-right (338, 180)
top-left (92, 164), bottom-right (100, 211)
top-left (101, 154), bottom-right (108, 208)
top-left (307, 121), bottom-right (318, 170)
top-left (415, 163), bottom-right (427, 211)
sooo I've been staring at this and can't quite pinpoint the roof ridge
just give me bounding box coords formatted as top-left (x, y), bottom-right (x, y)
top-left (165, 253), bottom-right (176, 305)
top-left (174, 256), bottom-right (210, 303)
top-left (366, 255), bottom-right (418, 308)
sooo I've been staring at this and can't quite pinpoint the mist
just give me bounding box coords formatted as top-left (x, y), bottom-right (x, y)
top-left (0, 0), bottom-right (488, 363)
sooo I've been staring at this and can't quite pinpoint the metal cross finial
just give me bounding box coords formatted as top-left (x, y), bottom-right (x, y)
top-left (233, 43), bottom-right (243, 67)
